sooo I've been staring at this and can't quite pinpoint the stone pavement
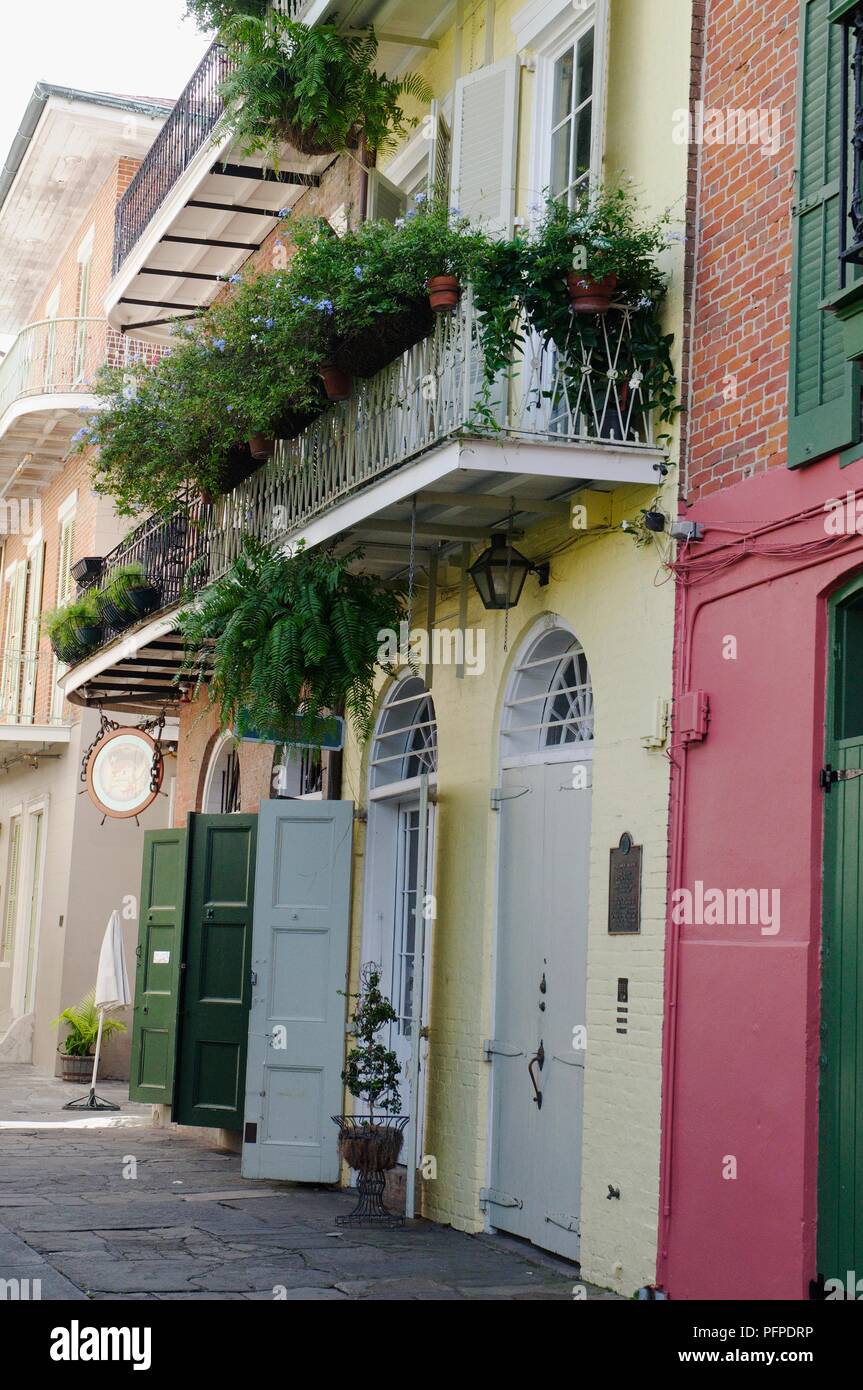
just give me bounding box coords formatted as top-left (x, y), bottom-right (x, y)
top-left (0, 1065), bottom-right (620, 1301)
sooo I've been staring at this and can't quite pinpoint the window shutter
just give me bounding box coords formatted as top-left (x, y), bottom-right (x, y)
top-left (367, 169), bottom-right (407, 223)
top-left (427, 100), bottom-right (451, 204)
top-left (789, 0), bottom-right (860, 467)
top-left (1, 818), bottom-right (22, 963)
top-left (21, 542), bottom-right (44, 723)
top-left (57, 514), bottom-right (75, 604)
top-left (1, 565), bottom-right (27, 720)
top-left (450, 55), bottom-right (520, 236)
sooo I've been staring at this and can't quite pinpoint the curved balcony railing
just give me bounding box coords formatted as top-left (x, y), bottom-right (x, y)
top-left (0, 318), bottom-right (163, 429)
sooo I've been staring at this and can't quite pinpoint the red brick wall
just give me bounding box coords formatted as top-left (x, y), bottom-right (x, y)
top-left (684, 0), bottom-right (797, 501)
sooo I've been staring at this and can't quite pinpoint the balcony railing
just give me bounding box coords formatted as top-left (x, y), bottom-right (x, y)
top-left (0, 318), bottom-right (163, 428)
top-left (75, 295), bottom-right (663, 662)
top-left (113, 41), bottom-right (234, 274)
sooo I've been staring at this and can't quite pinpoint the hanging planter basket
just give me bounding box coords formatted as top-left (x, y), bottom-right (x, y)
top-left (69, 621), bottom-right (103, 652)
top-left (271, 110), bottom-right (362, 158)
top-left (566, 271), bottom-right (618, 314)
top-left (331, 300), bottom-right (434, 379)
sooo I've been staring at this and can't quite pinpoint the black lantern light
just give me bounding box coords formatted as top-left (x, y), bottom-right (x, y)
top-left (468, 533), bottom-right (550, 611)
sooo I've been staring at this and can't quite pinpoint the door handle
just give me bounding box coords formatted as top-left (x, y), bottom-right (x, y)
top-left (528, 1040), bottom-right (545, 1110)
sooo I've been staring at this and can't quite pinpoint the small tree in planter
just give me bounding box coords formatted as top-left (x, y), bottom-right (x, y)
top-left (333, 963), bottom-right (408, 1227)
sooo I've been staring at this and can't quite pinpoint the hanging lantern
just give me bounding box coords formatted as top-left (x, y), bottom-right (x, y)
top-left (468, 533), bottom-right (548, 611)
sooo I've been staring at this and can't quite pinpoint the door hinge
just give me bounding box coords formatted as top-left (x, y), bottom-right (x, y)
top-left (483, 1039), bottom-right (524, 1061)
top-left (490, 785), bottom-right (530, 812)
top-left (820, 764), bottom-right (863, 792)
top-left (545, 1210), bottom-right (581, 1236)
top-left (480, 1186), bottom-right (523, 1211)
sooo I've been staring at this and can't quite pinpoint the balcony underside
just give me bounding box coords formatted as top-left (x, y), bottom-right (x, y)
top-left (0, 723), bottom-right (72, 774)
top-left (61, 430), bottom-right (661, 714)
top-left (106, 134), bottom-right (332, 341)
top-left (0, 393), bottom-right (97, 491)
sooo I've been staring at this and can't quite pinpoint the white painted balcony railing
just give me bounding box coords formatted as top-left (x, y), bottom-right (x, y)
top-left (211, 292), bottom-right (662, 577)
top-left (0, 317), bottom-right (163, 428)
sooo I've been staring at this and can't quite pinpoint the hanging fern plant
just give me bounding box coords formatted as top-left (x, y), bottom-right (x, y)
top-left (178, 538), bottom-right (404, 743)
top-left (184, 0), bottom-right (268, 31)
top-left (218, 15), bottom-right (432, 163)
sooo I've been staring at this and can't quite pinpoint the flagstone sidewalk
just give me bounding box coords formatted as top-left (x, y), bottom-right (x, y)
top-left (0, 1065), bottom-right (620, 1302)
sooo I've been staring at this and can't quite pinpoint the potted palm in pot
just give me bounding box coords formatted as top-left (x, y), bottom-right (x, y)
top-left (332, 963), bottom-right (408, 1227)
top-left (52, 988), bottom-right (126, 1083)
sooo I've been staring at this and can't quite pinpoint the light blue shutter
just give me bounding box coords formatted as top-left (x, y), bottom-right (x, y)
top-left (241, 798), bottom-right (354, 1182)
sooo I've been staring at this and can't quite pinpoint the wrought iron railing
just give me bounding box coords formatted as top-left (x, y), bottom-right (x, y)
top-left (113, 41), bottom-right (234, 274)
top-left (213, 294), bottom-right (658, 574)
top-left (72, 295), bottom-right (663, 663)
top-left (0, 318), bottom-right (163, 429)
top-left (81, 490), bottom-right (214, 644)
top-left (837, 5), bottom-right (863, 271)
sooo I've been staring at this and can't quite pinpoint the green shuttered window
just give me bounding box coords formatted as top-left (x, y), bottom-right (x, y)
top-left (789, 0), bottom-right (861, 467)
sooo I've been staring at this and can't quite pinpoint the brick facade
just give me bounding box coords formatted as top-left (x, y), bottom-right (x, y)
top-left (683, 0), bottom-right (797, 501)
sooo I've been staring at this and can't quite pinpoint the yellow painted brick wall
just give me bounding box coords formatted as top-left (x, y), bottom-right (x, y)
top-left (340, 0), bottom-right (691, 1295)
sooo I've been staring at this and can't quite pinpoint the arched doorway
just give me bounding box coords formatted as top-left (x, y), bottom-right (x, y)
top-left (487, 620), bottom-right (593, 1261)
top-left (202, 733), bottom-right (241, 814)
top-left (362, 674), bottom-right (437, 1130)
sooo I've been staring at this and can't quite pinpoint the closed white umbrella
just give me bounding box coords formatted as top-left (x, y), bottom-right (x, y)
top-left (64, 910), bottom-right (130, 1113)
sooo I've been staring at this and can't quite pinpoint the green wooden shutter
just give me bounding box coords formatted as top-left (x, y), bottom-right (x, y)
top-left (789, 0), bottom-right (860, 467)
top-left (128, 828), bottom-right (189, 1105)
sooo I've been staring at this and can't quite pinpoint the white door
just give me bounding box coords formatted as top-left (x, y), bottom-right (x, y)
top-left (241, 798), bottom-right (353, 1182)
top-left (488, 625), bottom-right (593, 1260)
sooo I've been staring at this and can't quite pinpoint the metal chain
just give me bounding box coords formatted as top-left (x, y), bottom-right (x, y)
top-left (79, 709), bottom-right (119, 784)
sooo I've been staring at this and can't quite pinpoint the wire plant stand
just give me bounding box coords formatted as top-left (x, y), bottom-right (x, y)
top-left (332, 1115), bottom-right (410, 1228)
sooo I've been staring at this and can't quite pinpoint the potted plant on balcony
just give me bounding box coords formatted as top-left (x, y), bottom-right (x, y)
top-left (177, 537), bottom-right (403, 745)
top-left (96, 562), bottom-right (162, 630)
top-left (332, 963), bottom-right (408, 1227)
top-left (52, 988), bottom-right (126, 1084)
top-left (218, 15), bottom-right (431, 165)
top-left (387, 199), bottom-right (489, 313)
top-left (43, 592), bottom-right (103, 663)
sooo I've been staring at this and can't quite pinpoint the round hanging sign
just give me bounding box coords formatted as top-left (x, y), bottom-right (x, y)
top-left (86, 727), bottom-right (163, 819)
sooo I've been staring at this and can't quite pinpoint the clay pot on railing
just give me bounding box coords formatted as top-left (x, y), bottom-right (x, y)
top-left (427, 275), bottom-right (461, 312)
top-left (566, 271), bottom-right (618, 314)
top-left (318, 362), bottom-right (352, 401)
top-left (248, 433), bottom-right (275, 461)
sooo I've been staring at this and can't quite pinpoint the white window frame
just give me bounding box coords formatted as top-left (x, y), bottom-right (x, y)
top-left (7, 795), bottom-right (49, 1016)
top-left (202, 732), bottom-right (242, 814)
top-left (525, 0), bottom-right (609, 224)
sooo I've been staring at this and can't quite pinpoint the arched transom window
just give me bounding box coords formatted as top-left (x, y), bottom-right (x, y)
top-left (370, 675), bottom-right (438, 791)
top-left (502, 625), bottom-right (594, 762)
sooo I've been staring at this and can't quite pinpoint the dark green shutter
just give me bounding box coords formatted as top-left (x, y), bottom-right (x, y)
top-left (789, 0), bottom-right (860, 467)
top-left (128, 829), bottom-right (189, 1104)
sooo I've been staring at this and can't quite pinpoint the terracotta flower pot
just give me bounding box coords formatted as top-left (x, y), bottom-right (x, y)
top-left (248, 433), bottom-right (275, 461)
top-left (427, 275), bottom-right (461, 312)
top-left (318, 362), bottom-right (352, 401)
top-left (566, 270), bottom-right (618, 314)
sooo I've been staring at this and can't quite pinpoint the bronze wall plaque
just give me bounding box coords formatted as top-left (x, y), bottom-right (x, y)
top-left (608, 832), bottom-right (642, 935)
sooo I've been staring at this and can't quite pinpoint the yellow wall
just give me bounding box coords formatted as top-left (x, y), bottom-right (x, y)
top-left (347, 0), bottom-right (691, 1295)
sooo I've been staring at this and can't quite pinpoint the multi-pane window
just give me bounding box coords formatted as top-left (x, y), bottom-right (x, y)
top-left (0, 817), bottom-right (22, 964)
top-left (51, 507), bottom-right (76, 724)
top-left (550, 27), bottom-right (595, 205)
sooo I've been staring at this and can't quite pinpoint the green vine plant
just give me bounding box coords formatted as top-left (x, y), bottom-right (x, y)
top-left (218, 16), bottom-right (432, 166)
top-left (341, 963), bottom-right (402, 1124)
top-left (177, 537), bottom-right (404, 745)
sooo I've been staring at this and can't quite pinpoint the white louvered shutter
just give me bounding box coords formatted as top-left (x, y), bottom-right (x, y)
top-left (450, 55), bottom-right (520, 235)
top-left (1, 564), bottom-right (27, 720)
top-left (367, 169), bottom-right (408, 223)
top-left (1, 817), bottom-right (22, 963)
top-left (21, 542), bottom-right (44, 723)
top-left (427, 100), bottom-right (451, 204)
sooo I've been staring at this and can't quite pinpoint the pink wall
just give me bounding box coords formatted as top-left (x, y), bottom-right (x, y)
top-left (660, 450), bottom-right (863, 1300)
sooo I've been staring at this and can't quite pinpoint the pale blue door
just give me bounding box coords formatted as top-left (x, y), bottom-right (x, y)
top-left (241, 799), bottom-right (354, 1182)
